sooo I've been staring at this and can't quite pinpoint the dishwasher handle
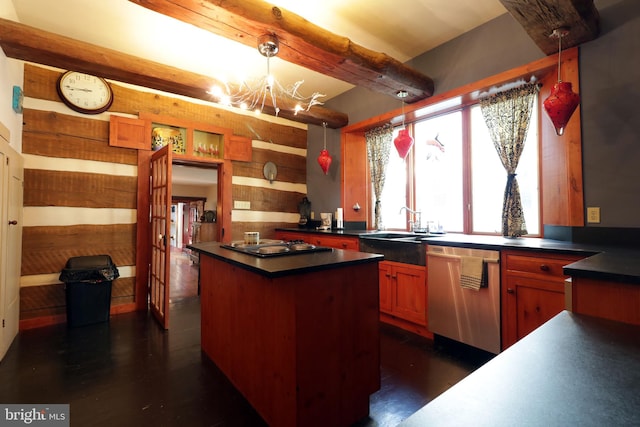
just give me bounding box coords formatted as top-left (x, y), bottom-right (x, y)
top-left (427, 251), bottom-right (499, 264)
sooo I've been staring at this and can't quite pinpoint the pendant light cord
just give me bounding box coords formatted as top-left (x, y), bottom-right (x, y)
top-left (322, 122), bottom-right (327, 150)
top-left (557, 31), bottom-right (562, 82)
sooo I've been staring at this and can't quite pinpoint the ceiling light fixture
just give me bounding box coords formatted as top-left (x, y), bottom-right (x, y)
top-left (317, 122), bottom-right (332, 175)
top-left (543, 27), bottom-right (581, 136)
top-left (208, 34), bottom-right (325, 117)
top-left (394, 90), bottom-right (414, 159)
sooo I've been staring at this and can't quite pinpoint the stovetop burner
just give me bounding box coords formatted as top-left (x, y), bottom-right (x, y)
top-left (221, 240), bottom-right (333, 258)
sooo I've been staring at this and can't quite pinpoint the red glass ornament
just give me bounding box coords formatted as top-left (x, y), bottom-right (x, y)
top-left (317, 149), bottom-right (332, 174)
top-left (543, 81), bottom-right (580, 136)
top-left (394, 129), bottom-right (414, 159)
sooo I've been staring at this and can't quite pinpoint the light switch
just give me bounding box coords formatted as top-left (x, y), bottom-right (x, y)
top-left (234, 200), bottom-right (251, 210)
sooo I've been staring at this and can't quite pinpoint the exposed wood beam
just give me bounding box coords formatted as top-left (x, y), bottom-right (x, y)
top-left (0, 18), bottom-right (348, 128)
top-left (129, 0), bottom-right (435, 104)
top-left (499, 0), bottom-right (600, 55)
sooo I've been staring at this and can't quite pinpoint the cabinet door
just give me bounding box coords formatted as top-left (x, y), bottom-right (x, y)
top-left (509, 276), bottom-right (565, 341)
top-left (392, 264), bottom-right (427, 326)
top-left (379, 262), bottom-right (393, 314)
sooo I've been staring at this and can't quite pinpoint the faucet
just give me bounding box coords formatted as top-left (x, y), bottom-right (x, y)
top-left (399, 206), bottom-right (422, 232)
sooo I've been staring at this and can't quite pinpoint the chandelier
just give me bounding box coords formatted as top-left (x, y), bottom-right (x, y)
top-left (208, 34), bottom-right (325, 117)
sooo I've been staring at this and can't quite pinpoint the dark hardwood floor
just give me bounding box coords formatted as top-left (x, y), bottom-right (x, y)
top-left (0, 250), bottom-right (493, 426)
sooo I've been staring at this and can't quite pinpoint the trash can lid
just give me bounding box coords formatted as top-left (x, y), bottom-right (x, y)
top-left (59, 255), bottom-right (119, 283)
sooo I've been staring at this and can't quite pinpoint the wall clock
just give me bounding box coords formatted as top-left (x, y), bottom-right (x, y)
top-left (57, 71), bottom-right (114, 114)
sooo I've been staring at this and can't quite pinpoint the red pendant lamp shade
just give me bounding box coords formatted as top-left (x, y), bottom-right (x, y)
top-left (394, 91), bottom-right (414, 159)
top-left (543, 81), bottom-right (580, 136)
top-left (394, 129), bottom-right (414, 160)
top-left (317, 149), bottom-right (332, 175)
top-left (543, 28), bottom-right (580, 136)
top-left (317, 122), bottom-right (332, 175)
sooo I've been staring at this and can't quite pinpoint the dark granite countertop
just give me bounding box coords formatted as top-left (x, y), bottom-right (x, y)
top-left (187, 241), bottom-right (383, 278)
top-left (277, 227), bottom-right (640, 284)
top-left (398, 311), bottom-right (640, 427)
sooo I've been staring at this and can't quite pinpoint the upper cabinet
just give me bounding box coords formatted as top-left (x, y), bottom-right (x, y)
top-left (109, 113), bottom-right (251, 162)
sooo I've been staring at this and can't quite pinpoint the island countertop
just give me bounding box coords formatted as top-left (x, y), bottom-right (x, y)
top-left (187, 241), bottom-right (383, 278)
top-left (399, 311), bottom-right (640, 427)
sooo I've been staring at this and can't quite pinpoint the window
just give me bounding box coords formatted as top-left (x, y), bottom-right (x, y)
top-left (380, 99), bottom-right (540, 235)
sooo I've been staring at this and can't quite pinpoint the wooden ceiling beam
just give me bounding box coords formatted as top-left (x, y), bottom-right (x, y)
top-left (0, 18), bottom-right (348, 128)
top-left (499, 0), bottom-right (600, 55)
top-left (129, 0), bottom-right (435, 104)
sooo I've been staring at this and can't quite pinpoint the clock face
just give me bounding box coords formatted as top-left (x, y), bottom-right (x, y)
top-left (57, 71), bottom-right (114, 114)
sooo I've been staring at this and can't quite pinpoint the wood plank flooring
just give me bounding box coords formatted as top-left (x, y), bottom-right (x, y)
top-left (0, 250), bottom-right (493, 426)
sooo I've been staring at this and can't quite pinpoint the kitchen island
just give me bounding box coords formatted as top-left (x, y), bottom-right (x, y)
top-left (187, 242), bottom-right (383, 427)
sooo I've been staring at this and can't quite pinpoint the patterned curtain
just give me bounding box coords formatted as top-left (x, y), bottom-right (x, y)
top-left (480, 83), bottom-right (539, 237)
top-left (365, 124), bottom-right (392, 230)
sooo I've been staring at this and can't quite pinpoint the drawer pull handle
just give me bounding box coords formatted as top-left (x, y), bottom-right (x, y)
top-left (539, 264), bottom-right (550, 271)
top-left (507, 288), bottom-right (515, 294)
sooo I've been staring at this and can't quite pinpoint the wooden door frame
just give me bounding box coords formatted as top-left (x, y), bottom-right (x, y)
top-left (134, 152), bottom-right (232, 311)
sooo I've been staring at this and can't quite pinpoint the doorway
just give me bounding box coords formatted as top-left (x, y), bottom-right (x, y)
top-left (169, 164), bottom-right (219, 301)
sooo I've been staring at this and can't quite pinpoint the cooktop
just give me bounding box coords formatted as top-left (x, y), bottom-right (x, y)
top-left (221, 240), bottom-right (333, 258)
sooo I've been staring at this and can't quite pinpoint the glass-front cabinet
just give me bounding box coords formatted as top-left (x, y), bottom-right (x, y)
top-left (146, 114), bottom-right (229, 163)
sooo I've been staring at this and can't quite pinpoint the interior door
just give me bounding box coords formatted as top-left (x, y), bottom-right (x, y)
top-left (0, 138), bottom-right (23, 361)
top-left (150, 145), bottom-right (172, 329)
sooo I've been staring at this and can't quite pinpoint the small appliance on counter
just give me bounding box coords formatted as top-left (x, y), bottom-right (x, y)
top-left (318, 212), bottom-right (332, 230)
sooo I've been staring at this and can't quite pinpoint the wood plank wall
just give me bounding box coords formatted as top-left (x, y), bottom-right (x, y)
top-left (20, 64), bottom-right (307, 327)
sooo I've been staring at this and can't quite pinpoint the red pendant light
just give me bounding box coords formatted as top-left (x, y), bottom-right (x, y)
top-left (394, 129), bottom-right (414, 159)
top-left (543, 28), bottom-right (580, 136)
top-left (317, 122), bottom-right (332, 174)
top-left (394, 91), bottom-right (413, 159)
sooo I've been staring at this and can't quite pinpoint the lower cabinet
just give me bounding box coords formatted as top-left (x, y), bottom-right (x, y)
top-left (501, 250), bottom-right (584, 349)
top-left (275, 231), bottom-right (359, 251)
top-left (379, 260), bottom-right (430, 338)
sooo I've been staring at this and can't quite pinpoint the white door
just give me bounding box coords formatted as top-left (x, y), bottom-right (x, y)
top-left (0, 137), bottom-right (24, 361)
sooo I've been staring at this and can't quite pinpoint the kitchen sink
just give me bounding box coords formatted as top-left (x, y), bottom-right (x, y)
top-left (359, 233), bottom-right (427, 265)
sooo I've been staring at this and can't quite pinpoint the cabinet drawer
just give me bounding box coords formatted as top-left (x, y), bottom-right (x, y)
top-left (504, 253), bottom-right (581, 278)
top-left (311, 235), bottom-right (359, 251)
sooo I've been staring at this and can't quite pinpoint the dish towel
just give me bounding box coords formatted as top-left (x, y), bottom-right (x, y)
top-left (460, 256), bottom-right (486, 291)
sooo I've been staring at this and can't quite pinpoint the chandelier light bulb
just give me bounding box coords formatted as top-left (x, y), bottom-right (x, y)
top-left (207, 33), bottom-right (325, 117)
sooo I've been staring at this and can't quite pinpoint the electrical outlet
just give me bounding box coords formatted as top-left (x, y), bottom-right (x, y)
top-left (587, 207), bottom-right (600, 223)
top-left (234, 200), bottom-right (251, 210)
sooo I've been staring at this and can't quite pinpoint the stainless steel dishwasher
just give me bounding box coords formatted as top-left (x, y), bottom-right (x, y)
top-left (427, 245), bottom-right (501, 354)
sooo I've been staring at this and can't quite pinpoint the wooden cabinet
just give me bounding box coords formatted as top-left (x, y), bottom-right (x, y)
top-left (275, 230), bottom-right (359, 251)
top-left (379, 260), bottom-right (429, 338)
top-left (571, 277), bottom-right (640, 325)
top-left (111, 113), bottom-right (252, 162)
top-left (501, 250), bottom-right (584, 349)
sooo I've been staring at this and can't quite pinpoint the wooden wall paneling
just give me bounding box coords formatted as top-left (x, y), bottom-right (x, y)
top-left (22, 108), bottom-right (109, 141)
top-left (23, 170), bottom-right (137, 208)
top-left (22, 128), bottom-right (138, 165)
top-left (249, 148), bottom-right (306, 183)
top-left (21, 224), bottom-right (136, 276)
top-left (540, 48), bottom-right (584, 227)
top-left (20, 284), bottom-right (65, 320)
top-left (232, 184), bottom-right (303, 214)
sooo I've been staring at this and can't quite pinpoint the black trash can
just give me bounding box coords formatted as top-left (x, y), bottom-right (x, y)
top-left (59, 255), bottom-right (119, 327)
